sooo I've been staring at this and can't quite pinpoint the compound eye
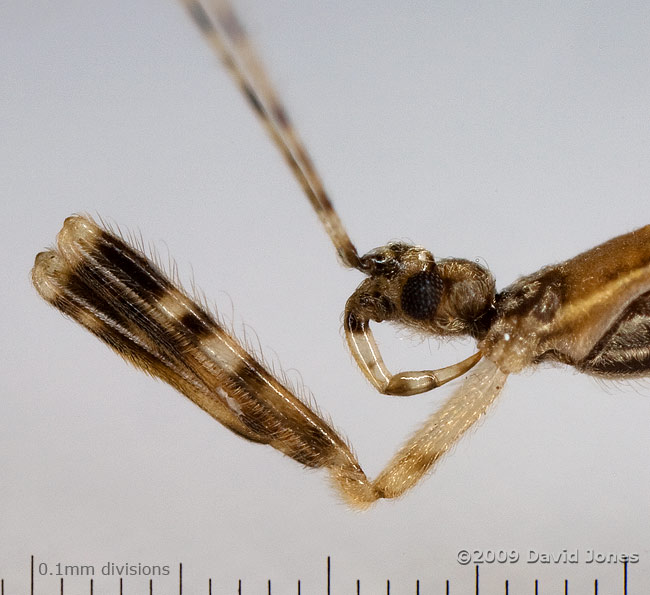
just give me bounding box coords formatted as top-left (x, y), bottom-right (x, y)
top-left (400, 270), bottom-right (443, 320)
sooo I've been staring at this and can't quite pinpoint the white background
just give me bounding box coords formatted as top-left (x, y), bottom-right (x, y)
top-left (3, 0), bottom-right (650, 592)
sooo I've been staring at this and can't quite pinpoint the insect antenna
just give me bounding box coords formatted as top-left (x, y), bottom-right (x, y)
top-left (178, 0), bottom-right (362, 269)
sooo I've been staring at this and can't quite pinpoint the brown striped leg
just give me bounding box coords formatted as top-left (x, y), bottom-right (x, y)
top-left (32, 217), bottom-right (505, 507)
top-left (32, 216), bottom-right (378, 505)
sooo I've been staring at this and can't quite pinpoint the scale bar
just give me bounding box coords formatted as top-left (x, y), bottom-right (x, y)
top-left (18, 554), bottom-right (635, 593)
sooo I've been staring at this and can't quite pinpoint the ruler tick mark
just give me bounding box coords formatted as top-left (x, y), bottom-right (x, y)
top-left (327, 556), bottom-right (331, 595)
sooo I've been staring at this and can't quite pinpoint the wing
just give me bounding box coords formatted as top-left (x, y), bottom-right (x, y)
top-left (578, 290), bottom-right (650, 376)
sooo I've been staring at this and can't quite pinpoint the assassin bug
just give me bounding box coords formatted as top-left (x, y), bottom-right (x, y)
top-left (32, 0), bottom-right (650, 507)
